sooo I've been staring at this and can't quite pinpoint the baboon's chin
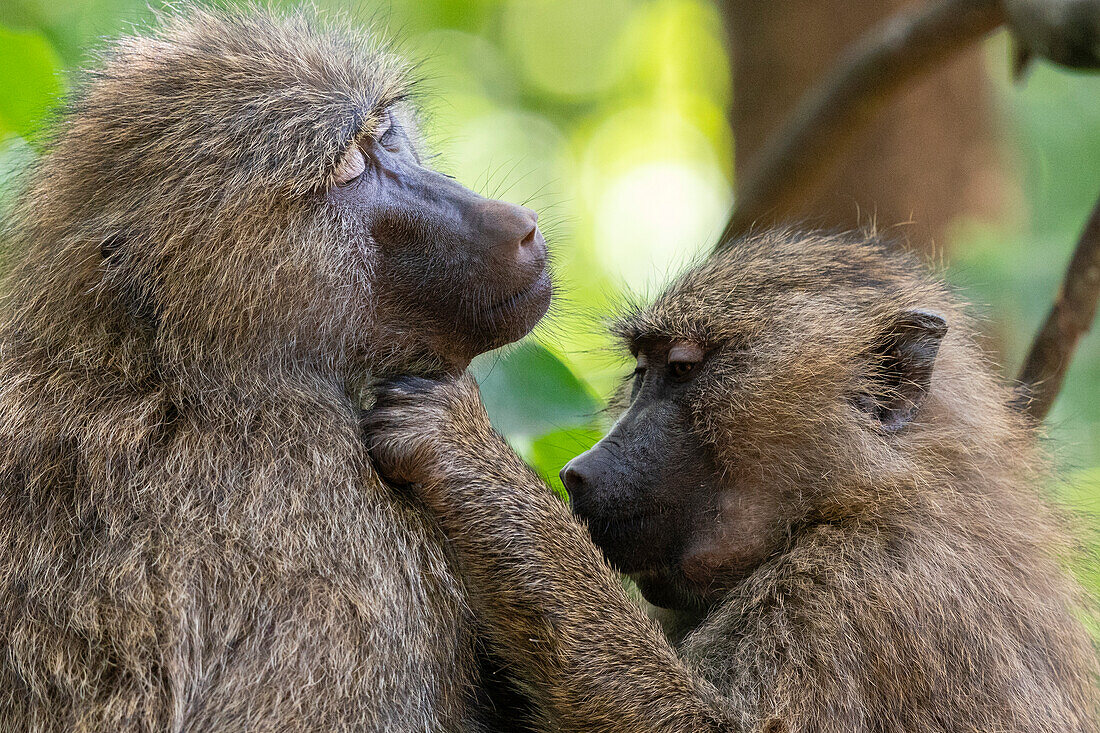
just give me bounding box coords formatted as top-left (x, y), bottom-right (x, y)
top-left (460, 268), bottom-right (553, 358)
top-left (484, 268), bottom-right (552, 341)
top-left (393, 268), bottom-right (551, 373)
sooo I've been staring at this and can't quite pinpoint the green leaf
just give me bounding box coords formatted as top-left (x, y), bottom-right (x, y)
top-left (529, 427), bottom-right (603, 501)
top-left (471, 340), bottom-right (600, 440)
top-left (0, 25), bottom-right (63, 140)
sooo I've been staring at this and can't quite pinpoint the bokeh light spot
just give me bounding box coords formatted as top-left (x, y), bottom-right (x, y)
top-left (502, 0), bottom-right (634, 100)
top-left (595, 161), bottom-right (729, 289)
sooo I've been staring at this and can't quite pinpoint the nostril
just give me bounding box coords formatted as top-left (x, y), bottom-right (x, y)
top-left (520, 225), bottom-right (538, 249)
top-left (560, 464), bottom-right (585, 498)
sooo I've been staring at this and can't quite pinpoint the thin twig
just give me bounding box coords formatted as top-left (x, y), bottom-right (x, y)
top-left (1014, 194), bottom-right (1100, 421)
top-left (715, 0), bottom-right (1006, 250)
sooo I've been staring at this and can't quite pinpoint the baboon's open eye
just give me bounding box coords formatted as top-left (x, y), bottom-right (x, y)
top-left (333, 145), bottom-right (366, 187)
top-left (667, 341), bottom-right (705, 383)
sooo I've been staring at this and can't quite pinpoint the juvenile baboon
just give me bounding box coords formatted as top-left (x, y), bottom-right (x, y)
top-left (0, 6), bottom-right (550, 731)
top-left (367, 230), bottom-right (1100, 733)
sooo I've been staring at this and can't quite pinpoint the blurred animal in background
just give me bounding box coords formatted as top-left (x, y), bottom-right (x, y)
top-left (0, 5), bottom-right (549, 731)
top-left (367, 230), bottom-right (1100, 733)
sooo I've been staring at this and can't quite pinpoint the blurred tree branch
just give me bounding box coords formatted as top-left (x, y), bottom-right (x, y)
top-left (715, 0), bottom-right (1006, 249)
top-left (1014, 194), bottom-right (1100, 421)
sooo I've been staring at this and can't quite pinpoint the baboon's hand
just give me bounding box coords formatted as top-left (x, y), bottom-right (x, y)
top-left (363, 374), bottom-right (495, 488)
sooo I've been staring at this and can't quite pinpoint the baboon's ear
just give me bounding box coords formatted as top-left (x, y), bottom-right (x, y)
top-left (858, 309), bottom-right (948, 431)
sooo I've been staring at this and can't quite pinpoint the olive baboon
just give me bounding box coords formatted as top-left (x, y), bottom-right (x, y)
top-left (0, 6), bottom-right (550, 731)
top-left (366, 230), bottom-right (1100, 733)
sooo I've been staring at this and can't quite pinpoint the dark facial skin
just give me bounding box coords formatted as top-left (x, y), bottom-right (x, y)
top-left (327, 108), bottom-right (551, 372)
top-left (561, 340), bottom-right (782, 611)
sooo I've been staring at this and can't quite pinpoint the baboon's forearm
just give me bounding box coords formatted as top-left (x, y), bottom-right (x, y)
top-left (421, 432), bottom-right (737, 733)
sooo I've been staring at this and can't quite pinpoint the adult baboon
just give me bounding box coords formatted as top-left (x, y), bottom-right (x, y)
top-left (367, 230), bottom-right (1100, 733)
top-left (0, 6), bottom-right (549, 731)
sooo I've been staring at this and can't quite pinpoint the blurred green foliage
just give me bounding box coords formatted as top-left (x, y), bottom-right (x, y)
top-left (0, 0), bottom-right (1097, 545)
top-left (0, 25), bottom-right (61, 140)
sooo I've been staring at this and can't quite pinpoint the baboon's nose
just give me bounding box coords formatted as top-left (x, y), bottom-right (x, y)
top-left (479, 201), bottom-right (545, 269)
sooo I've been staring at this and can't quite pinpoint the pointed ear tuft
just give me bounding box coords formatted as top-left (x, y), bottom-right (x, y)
top-left (857, 309), bottom-right (947, 431)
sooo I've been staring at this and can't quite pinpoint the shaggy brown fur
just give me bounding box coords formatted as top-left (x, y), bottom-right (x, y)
top-left (0, 6), bottom-right (548, 731)
top-left (367, 230), bottom-right (1100, 732)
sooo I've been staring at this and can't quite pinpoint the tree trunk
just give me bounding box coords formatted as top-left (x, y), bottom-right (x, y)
top-left (721, 0), bottom-right (1006, 253)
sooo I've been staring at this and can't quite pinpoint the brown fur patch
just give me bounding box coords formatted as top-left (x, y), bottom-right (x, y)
top-left (0, 5), bottom-right (491, 730)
